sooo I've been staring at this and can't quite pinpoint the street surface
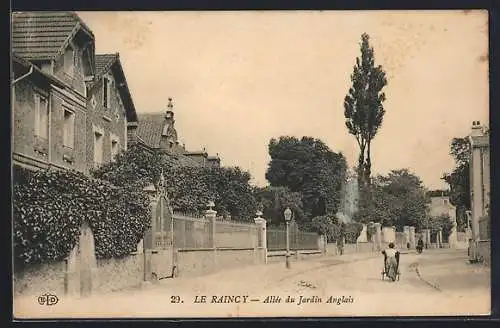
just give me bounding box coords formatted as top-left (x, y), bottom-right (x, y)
top-left (14, 248), bottom-right (490, 318)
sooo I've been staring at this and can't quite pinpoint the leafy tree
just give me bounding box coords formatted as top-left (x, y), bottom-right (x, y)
top-left (204, 166), bottom-right (258, 221)
top-left (253, 186), bottom-right (305, 227)
top-left (354, 169), bottom-right (429, 230)
top-left (308, 215), bottom-right (340, 242)
top-left (426, 189), bottom-right (450, 197)
top-left (343, 222), bottom-right (364, 244)
top-left (265, 136), bottom-right (347, 220)
top-left (92, 144), bottom-right (257, 221)
top-left (422, 214), bottom-right (455, 240)
top-left (442, 137), bottom-right (471, 232)
top-left (343, 33), bottom-right (388, 187)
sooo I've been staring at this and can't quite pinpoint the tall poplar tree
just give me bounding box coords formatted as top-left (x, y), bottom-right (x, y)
top-left (344, 33), bottom-right (388, 187)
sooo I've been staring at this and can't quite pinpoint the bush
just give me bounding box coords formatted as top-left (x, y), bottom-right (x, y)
top-left (13, 165), bottom-right (150, 269)
top-left (343, 222), bottom-right (363, 244)
top-left (310, 215), bottom-right (340, 242)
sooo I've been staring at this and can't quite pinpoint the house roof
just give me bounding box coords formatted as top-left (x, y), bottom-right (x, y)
top-left (12, 11), bottom-right (94, 61)
top-left (95, 54), bottom-right (118, 77)
top-left (136, 113), bottom-right (166, 149)
top-left (12, 54), bottom-right (66, 89)
top-left (93, 53), bottom-right (138, 122)
top-left (185, 151), bottom-right (207, 157)
top-left (136, 112), bottom-right (206, 167)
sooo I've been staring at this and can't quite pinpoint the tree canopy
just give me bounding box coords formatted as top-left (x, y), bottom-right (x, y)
top-left (265, 136), bottom-right (347, 220)
top-left (92, 144), bottom-right (258, 221)
top-left (442, 137), bottom-right (471, 231)
top-left (343, 33), bottom-right (388, 187)
top-left (354, 169), bottom-right (429, 230)
top-left (253, 186), bottom-right (305, 227)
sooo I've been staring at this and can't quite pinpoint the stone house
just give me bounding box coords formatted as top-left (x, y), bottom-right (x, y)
top-left (86, 54), bottom-right (137, 168)
top-left (11, 12), bottom-right (138, 174)
top-left (468, 121), bottom-right (490, 265)
top-left (469, 121), bottom-right (490, 242)
top-left (131, 98), bottom-right (221, 168)
top-left (428, 195), bottom-right (458, 246)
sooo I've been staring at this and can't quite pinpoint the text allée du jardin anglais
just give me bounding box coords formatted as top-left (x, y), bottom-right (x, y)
top-left (168, 295), bottom-right (355, 306)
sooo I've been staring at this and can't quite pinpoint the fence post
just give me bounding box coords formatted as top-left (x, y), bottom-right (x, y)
top-left (205, 206), bottom-right (218, 271)
top-left (254, 211), bottom-right (267, 264)
top-left (409, 226), bottom-right (416, 249)
top-left (374, 222), bottom-right (382, 251)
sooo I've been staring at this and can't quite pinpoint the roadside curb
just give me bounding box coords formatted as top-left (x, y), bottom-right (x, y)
top-left (414, 264), bottom-right (442, 292)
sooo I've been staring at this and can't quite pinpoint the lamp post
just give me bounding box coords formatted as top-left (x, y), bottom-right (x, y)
top-left (284, 207), bottom-right (292, 269)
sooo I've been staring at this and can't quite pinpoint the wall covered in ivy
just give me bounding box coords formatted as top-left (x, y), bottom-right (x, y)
top-left (13, 165), bottom-right (151, 270)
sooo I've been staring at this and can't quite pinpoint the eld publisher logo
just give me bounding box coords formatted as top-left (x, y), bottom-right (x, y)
top-left (38, 293), bottom-right (59, 306)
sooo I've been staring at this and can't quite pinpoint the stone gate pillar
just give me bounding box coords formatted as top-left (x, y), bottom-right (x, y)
top-left (357, 224), bottom-right (368, 243)
top-left (374, 222), bottom-right (382, 251)
top-left (449, 218), bottom-right (458, 248)
top-left (438, 229), bottom-right (443, 248)
top-left (409, 226), bottom-right (416, 249)
top-left (205, 206), bottom-right (217, 248)
top-left (254, 211), bottom-right (267, 264)
top-left (142, 186), bottom-right (158, 283)
top-left (403, 226), bottom-right (410, 247)
top-left (205, 203), bottom-right (218, 270)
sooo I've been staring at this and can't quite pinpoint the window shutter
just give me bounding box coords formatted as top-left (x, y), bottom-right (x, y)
top-left (102, 76), bottom-right (108, 107)
top-left (34, 94), bottom-right (40, 136)
top-left (51, 95), bottom-right (63, 143)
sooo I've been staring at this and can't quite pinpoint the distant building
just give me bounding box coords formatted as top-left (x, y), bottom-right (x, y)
top-left (12, 12), bottom-right (138, 174)
top-left (469, 121), bottom-right (490, 243)
top-left (429, 196), bottom-right (457, 219)
top-left (428, 195), bottom-right (457, 246)
top-left (130, 98), bottom-right (221, 168)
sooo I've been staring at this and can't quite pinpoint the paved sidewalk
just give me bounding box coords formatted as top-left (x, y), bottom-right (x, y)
top-left (415, 249), bottom-right (490, 295)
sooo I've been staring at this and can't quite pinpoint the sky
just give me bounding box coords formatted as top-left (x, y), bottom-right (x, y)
top-left (77, 10), bottom-right (489, 190)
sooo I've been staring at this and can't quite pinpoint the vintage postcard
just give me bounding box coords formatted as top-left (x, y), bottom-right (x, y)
top-left (11, 10), bottom-right (490, 318)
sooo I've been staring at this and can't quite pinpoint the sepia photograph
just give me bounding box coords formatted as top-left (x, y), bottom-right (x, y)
top-left (11, 10), bottom-right (490, 318)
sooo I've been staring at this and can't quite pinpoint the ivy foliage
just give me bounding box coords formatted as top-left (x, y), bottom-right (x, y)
top-left (13, 165), bottom-right (151, 269)
top-left (91, 144), bottom-right (258, 221)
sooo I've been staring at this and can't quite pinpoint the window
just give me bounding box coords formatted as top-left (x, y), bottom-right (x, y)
top-left (64, 46), bottom-right (75, 76)
top-left (111, 139), bottom-right (119, 161)
top-left (93, 130), bottom-right (104, 166)
top-left (102, 76), bottom-right (112, 108)
top-left (63, 107), bottom-right (75, 149)
top-left (34, 93), bottom-right (49, 139)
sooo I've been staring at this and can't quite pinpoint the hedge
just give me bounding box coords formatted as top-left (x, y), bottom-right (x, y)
top-left (13, 165), bottom-right (150, 269)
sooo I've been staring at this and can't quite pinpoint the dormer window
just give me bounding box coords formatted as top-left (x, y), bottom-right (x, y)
top-left (64, 45), bottom-right (75, 76)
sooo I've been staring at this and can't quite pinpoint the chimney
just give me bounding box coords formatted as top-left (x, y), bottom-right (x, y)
top-left (470, 120), bottom-right (484, 137)
top-left (127, 121), bottom-right (138, 144)
top-left (165, 97), bottom-right (175, 125)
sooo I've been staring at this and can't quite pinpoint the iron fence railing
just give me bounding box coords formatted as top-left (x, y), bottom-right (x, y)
top-left (266, 228), bottom-right (319, 251)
